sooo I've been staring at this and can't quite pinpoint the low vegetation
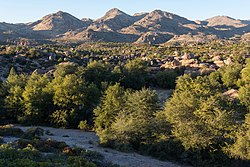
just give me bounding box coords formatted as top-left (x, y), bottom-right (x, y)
top-left (0, 126), bottom-right (117, 167)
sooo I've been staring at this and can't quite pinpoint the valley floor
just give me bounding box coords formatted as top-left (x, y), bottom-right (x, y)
top-left (3, 125), bottom-right (183, 167)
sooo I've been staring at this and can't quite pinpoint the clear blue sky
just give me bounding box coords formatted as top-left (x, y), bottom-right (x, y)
top-left (0, 0), bottom-right (249, 23)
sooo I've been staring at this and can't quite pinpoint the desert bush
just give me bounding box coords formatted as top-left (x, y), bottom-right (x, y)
top-left (0, 125), bottom-right (24, 137)
top-left (0, 137), bottom-right (3, 143)
top-left (78, 120), bottom-right (89, 131)
top-left (0, 143), bottom-right (105, 167)
top-left (23, 128), bottom-right (44, 139)
top-left (16, 138), bottom-right (68, 153)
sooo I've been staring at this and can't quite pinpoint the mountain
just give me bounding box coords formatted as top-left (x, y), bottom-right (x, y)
top-left (204, 16), bottom-right (247, 28)
top-left (120, 10), bottom-right (195, 35)
top-left (194, 16), bottom-right (250, 38)
top-left (87, 8), bottom-right (139, 32)
top-left (29, 11), bottom-right (88, 37)
top-left (135, 32), bottom-right (173, 45)
top-left (61, 29), bottom-right (139, 43)
top-left (165, 33), bottom-right (218, 45)
top-left (81, 18), bottom-right (93, 26)
top-left (241, 32), bottom-right (250, 42)
top-left (0, 9), bottom-right (249, 44)
top-left (0, 22), bottom-right (35, 42)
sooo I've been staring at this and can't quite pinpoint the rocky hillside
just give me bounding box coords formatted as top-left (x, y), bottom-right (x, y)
top-left (165, 33), bottom-right (218, 45)
top-left (29, 11), bottom-right (89, 38)
top-left (205, 16), bottom-right (247, 28)
top-left (0, 8), bottom-right (250, 44)
top-left (87, 8), bottom-right (139, 31)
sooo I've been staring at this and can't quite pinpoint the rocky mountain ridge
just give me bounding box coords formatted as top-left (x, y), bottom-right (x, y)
top-left (0, 8), bottom-right (249, 44)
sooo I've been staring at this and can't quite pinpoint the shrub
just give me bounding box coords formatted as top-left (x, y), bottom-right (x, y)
top-left (23, 128), bottom-right (44, 139)
top-left (155, 70), bottom-right (179, 89)
top-left (0, 125), bottom-right (24, 137)
top-left (78, 120), bottom-right (89, 131)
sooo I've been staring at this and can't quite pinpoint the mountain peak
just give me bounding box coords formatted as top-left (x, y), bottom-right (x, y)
top-left (151, 9), bottom-right (164, 14)
top-left (50, 11), bottom-right (71, 18)
top-left (106, 8), bottom-right (125, 16)
top-left (148, 10), bottom-right (180, 21)
top-left (31, 11), bottom-right (86, 34)
top-left (150, 10), bottom-right (174, 16)
top-left (42, 11), bottom-right (73, 20)
top-left (205, 15), bottom-right (246, 28)
top-left (55, 11), bottom-right (65, 15)
top-left (100, 8), bottom-right (131, 20)
top-left (207, 15), bottom-right (236, 21)
top-left (90, 8), bottom-right (134, 31)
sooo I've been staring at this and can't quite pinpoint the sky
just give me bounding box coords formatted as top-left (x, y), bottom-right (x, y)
top-left (0, 0), bottom-right (249, 23)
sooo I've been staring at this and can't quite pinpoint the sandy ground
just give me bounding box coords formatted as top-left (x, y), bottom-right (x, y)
top-left (151, 88), bottom-right (173, 107)
top-left (2, 125), bottom-right (183, 167)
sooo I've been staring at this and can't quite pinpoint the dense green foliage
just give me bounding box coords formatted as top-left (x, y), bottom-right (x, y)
top-left (4, 68), bottom-right (27, 121)
top-left (94, 85), bottom-right (162, 150)
top-left (1, 64), bottom-right (101, 128)
top-left (165, 74), bottom-right (235, 150)
top-left (0, 58), bottom-right (152, 128)
top-left (1, 43), bottom-right (250, 166)
top-left (226, 113), bottom-right (250, 160)
top-left (94, 83), bottom-right (125, 144)
top-left (120, 58), bottom-right (148, 90)
top-left (81, 61), bottom-right (113, 88)
top-left (21, 72), bottom-right (52, 124)
top-left (155, 70), bottom-right (179, 89)
top-left (219, 63), bottom-right (243, 88)
top-left (93, 60), bottom-right (250, 166)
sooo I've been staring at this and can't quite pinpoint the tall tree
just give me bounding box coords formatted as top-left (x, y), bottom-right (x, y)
top-left (94, 83), bottom-right (125, 144)
top-left (51, 74), bottom-right (89, 128)
top-left (21, 72), bottom-right (52, 124)
top-left (54, 62), bottom-right (78, 78)
top-left (226, 113), bottom-right (250, 160)
top-left (121, 58), bottom-right (147, 90)
top-left (82, 61), bottom-right (113, 88)
top-left (111, 88), bottom-right (160, 148)
top-left (219, 63), bottom-right (243, 88)
top-left (164, 74), bottom-right (235, 150)
top-left (4, 67), bottom-right (27, 120)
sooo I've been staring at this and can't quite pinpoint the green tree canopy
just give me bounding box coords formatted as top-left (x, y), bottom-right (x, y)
top-left (4, 67), bottom-right (27, 120)
top-left (155, 70), bottom-right (179, 89)
top-left (82, 61), bottom-right (113, 88)
top-left (226, 113), bottom-right (250, 160)
top-left (219, 63), bottom-right (243, 88)
top-left (21, 72), bottom-right (52, 124)
top-left (111, 88), bottom-right (160, 148)
top-left (54, 62), bottom-right (78, 78)
top-left (164, 74), bottom-right (235, 150)
top-left (121, 58), bottom-right (148, 90)
top-left (94, 83), bottom-right (125, 144)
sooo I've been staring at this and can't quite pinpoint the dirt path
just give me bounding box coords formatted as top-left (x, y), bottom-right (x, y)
top-left (151, 88), bottom-right (173, 107)
top-left (10, 125), bottom-right (183, 167)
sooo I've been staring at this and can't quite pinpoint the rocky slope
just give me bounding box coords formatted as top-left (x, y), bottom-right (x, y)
top-left (0, 9), bottom-right (249, 44)
top-left (87, 8), bottom-right (140, 32)
top-left (205, 16), bottom-right (247, 28)
top-left (29, 11), bottom-right (89, 38)
top-left (165, 33), bottom-right (218, 45)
